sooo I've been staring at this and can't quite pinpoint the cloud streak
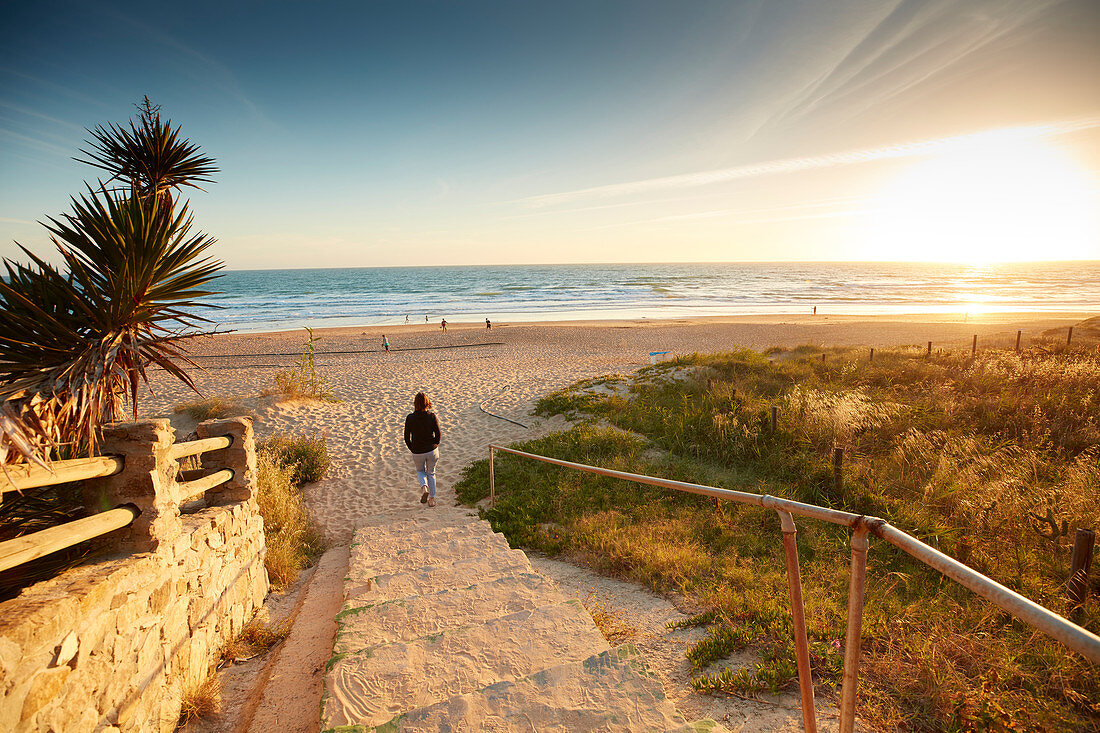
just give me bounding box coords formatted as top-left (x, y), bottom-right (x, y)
top-left (520, 115), bottom-right (1100, 208)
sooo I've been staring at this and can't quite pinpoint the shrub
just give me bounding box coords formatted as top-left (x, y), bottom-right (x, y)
top-left (255, 450), bottom-right (324, 589)
top-left (258, 432), bottom-right (330, 485)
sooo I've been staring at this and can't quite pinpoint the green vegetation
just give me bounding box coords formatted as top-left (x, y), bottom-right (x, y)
top-left (255, 444), bottom-right (325, 589)
top-left (456, 344), bottom-right (1100, 731)
top-left (267, 326), bottom-right (338, 401)
top-left (259, 432), bottom-right (331, 485)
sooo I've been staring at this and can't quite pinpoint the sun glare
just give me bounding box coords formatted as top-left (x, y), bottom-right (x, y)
top-left (864, 136), bottom-right (1098, 263)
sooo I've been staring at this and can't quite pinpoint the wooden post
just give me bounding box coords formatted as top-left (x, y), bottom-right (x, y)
top-left (1015, 330), bottom-right (1022, 352)
top-left (770, 406), bottom-right (778, 435)
top-left (869, 348), bottom-right (874, 363)
top-left (972, 334), bottom-right (977, 356)
top-left (833, 446), bottom-right (844, 496)
top-left (1067, 327), bottom-right (1074, 346)
top-left (926, 341), bottom-right (932, 358)
top-left (1069, 528), bottom-right (1095, 614)
top-left (821, 353), bottom-right (825, 364)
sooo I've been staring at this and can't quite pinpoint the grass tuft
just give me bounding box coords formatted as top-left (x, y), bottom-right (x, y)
top-left (255, 449), bottom-right (325, 589)
top-left (173, 395), bottom-right (243, 421)
top-left (221, 618), bottom-right (291, 663)
top-left (179, 673), bottom-right (221, 723)
top-left (259, 432), bottom-right (331, 485)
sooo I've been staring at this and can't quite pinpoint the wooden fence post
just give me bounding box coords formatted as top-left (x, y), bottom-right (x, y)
top-left (833, 446), bottom-right (844, 496)
top-left (869, 348), bottom-right (874, 363)
top-left (927, 341), bottom-right (932, 358)
top-left (1016, 330), bottom-right (1022, 352)
top-left (972, 334), bottom-right (978, 356)
top-left (1067, 327), bottom-right (1074, 346)
top-left (1069, 528), bottom-right (1095, 615)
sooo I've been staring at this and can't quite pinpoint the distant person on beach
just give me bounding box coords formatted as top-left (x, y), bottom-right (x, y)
top-left (441, 318), bottom-right (447, 333)
top-left (382, 334), bottom-right (389, 352)
top-left (404, 392), bottom-right (441, 507)
top-left (405, 315), bottom-right (409, 324)
top-left (812, 306), bottom-right (817, 315)
top-left (485, 318), bottom-right (491, 330)
top-left (426, 314), bottom-right (429, 323)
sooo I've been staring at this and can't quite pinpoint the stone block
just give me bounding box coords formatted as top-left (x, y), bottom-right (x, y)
top-left (92, 420), bottom-right (181, 553)
top-left (20, 667), bottom-right (69, 722)
top-left (52, 631), bottom-right (78, 669)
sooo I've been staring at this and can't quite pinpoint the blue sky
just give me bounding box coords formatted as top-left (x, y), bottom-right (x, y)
top-left (2, 0), bottom-right (1098, 268)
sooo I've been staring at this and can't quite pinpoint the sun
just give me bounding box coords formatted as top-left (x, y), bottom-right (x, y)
top-left (863, 136), bottom-right (1099, 263)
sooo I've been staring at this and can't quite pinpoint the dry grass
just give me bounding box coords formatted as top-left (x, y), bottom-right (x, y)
top-left (178, 674), bottom-right (221, 723)
top-left (221, 618), bottom-right (291, 663)
top-left (580, 587), bottom-right (637, 644)
top-left (173, 395), bottom-right (244, 422)
top-left (255, 450), bottom-right (324, 589)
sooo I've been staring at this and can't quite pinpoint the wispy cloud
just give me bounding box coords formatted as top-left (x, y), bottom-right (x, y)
top-left (519, 115), bottom-right (1100, 208)
top-left (583, 195), bottom-right (869, 231)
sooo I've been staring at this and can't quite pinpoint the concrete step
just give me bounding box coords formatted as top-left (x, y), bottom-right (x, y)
top-left (667, 721), bottom-right (733, 733)
top-left (350, 519), bottom-right (491, 565)
top-left (347, 532), bottom-right (513, 581)
top-left (334, 572), bottom-right (564, 652)
top-left (344, 548), bottom-right (532, 606)
top-left (360, 644), bottom-right (686, 733)
top-left (349, 521), bottom-right (484, 567)
top-left (321, 599), bottom-right (610, 728)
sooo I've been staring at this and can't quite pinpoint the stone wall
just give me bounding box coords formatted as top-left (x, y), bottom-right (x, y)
top-left (0, 417), bottom-right (269, 732)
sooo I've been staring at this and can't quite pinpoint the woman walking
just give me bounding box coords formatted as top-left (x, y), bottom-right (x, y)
top-left (404, 392), bottom-right (441, 507)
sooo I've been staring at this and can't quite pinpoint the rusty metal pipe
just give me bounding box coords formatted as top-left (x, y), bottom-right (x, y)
top-left (839, 523), bottom-right (870, 732)
top-left (778, 510), bottom-right (817, 732)
top-left (873, 522), bottom-right (1100, 663)
top-left (489, 444), bottom-right (861, 526)
top-left (489, 446), bottom-right (495, 507)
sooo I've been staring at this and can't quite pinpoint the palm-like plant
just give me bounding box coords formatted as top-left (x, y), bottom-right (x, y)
top-left (0, 100), bottom-right (223, 466)
top-left (76, 97), bottom-right (217, 208)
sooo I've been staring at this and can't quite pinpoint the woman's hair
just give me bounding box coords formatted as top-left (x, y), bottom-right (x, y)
top-left (414, 392), bottom-right (432, 411)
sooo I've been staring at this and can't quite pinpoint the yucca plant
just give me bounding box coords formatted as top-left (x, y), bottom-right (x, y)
top-left (0, 99), bottom-right (224, 595)
top-left (77, 96), bottom-right (217, 209)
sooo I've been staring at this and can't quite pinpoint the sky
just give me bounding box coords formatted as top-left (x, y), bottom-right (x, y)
top-left (1, 0), bottom-right (1098, 269)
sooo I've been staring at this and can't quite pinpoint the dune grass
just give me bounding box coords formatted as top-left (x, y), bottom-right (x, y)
top-left (455, 344), bottom-right (1100, 731)
top-left (255, 442), bottom-right (326, 589)
top-left (173, 395), bottom-right (245, 422)
top-left (258, 432), bottom-right (331, 486)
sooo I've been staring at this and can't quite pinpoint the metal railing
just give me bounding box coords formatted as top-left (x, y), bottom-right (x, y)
top-left (0, 430), bottom-right (236, 575)
top-left (488, 444), bottom-right (1100, 733)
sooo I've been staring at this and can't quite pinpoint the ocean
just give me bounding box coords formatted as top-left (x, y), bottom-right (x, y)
top-left (204, 261), bottom-right (1100, 332)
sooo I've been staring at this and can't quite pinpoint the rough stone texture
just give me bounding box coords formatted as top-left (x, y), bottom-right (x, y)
top-left (323, 599), bottom-right (610, 727)
top-left (371, 645), bottom-right (688, 733)
top-left (344, 549), bottom-right (533, 607)
top-left (333, 572), bottom-right (562, 652)
top-left (0, 418), bottom-right (268, 733)
top-left (346, 533), bottom-right (512, 584)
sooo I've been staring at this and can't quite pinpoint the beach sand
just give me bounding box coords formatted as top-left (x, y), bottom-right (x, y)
top-left (148, 311), bottom-right (1091, 731)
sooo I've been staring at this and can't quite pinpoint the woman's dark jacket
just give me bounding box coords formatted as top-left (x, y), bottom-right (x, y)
top-left (404, 411), bottom-right (441, 454)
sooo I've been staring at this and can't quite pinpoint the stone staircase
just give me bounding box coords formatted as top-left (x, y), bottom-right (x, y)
top-left (321, 516), bottom-right (729, 732)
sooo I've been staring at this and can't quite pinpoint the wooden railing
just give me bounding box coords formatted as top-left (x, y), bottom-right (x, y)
top-left (0, 418), bottom-right (252, 576)
top-left (488, 444), bottom-right (1100, 733)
